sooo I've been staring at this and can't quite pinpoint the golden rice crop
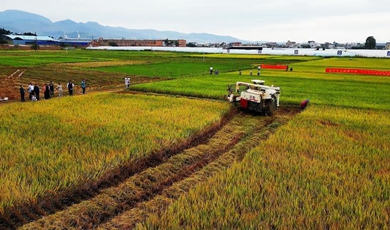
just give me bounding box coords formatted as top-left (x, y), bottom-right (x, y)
top-left (140, 106), bottom-right (390, 229)
top-left (0, 93), bottom-right (230, 215)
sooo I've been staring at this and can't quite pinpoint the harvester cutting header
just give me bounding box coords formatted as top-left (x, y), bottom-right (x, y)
top-left (227, 80), bottom-right (280, 115)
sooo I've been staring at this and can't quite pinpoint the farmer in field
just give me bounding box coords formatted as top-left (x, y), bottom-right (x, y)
top-left (210, 66), bottom-right (213, 75)
top-left (257, 65), bottom-right (261, 75)
top-left (28, 83), bottom-right (34, 100)
top-left (57, 83), bottom-right (63, 97)
top-left (44, 83), bottom-right (51, 99)
top-left (49, 81), bottom-right (54, 96)
top-left (300, 99), bottom-right (310, 110)
top-left (67, 80), bottom-right (74, 96)
top-left (81, 79), bottom-right (86, 94)
top-left (19, 85), bottom-right (25, 102)
top-left (34, 84), bottom-right (40, 100)
top-left (125, 77), bottom-right (130, 88)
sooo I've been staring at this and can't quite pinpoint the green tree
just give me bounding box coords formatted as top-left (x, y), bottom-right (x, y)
top-left (108, 41), bottom-right (118, 46)
top-left (0, 28), bottom-right (11, 45)
top-left (187, 42), bottom-right (197, 47)
top-left (0, 28), bottom-right (11, 35)
top-left (23, 32), bottom-right (37, 36)
top-left (365, 36), bottom-right (376, 49)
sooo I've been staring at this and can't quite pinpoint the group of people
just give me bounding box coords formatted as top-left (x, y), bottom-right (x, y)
top-left (19, 79), bottom-right (86, 102)
top-left (238, 65), bottom-right (262, 76)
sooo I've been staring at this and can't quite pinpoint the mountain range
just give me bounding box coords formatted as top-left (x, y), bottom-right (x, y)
top-left (0, 10), bottom-right (248, 44)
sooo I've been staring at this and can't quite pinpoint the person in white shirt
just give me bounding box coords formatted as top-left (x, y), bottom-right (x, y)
top-left (210, 66), bottom-right (213, 75)
top-left (28, 83), bottom-right (34, 100)
top-left (57, 83), bottom-right (63, 97)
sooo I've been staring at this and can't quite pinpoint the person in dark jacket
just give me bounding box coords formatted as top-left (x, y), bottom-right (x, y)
top-left (44, 84), bottom-right (51, 99)
top-left (67, 80), bottom-right (74, 96)
top-left (49, 81), bottom-right (54, 96)
top-left (300, 99), bottom-right (310, 110)
top-left (34, 84), bottom-right (40, 100)
top-left (19, 85), bottom-right (25, 102)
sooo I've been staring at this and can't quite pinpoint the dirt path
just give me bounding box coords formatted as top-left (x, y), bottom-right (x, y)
top-left (0, 69), bottom-right (24, 101)
top-left (7, 107), bottom-right (299, 230)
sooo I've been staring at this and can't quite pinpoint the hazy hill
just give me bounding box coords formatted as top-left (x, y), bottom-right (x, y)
top-left (0, 10), bottom-right (247, 43)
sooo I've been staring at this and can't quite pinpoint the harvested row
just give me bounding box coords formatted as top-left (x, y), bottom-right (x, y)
top-left (0, 94), bottom-right (232, 229)
top-left (100, 108), bottom-right (298, 229)
top-left (20, 108), bottom-right (299, 229)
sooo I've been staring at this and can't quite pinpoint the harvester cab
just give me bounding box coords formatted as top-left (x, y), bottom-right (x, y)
top-left (227, 80), bottom-right (280, 115)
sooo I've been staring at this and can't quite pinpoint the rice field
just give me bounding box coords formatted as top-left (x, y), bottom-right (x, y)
top-left (0, 92), bottom-right (230, 216)
top-left (0, 49), bottom-right (389, 229)
top-left (142, 106), bottom-right (390, 229)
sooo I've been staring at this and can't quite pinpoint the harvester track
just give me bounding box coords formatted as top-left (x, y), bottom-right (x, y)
top-left (0, 108), bottom-right (236, 229)
top-left (14, 107), bottom-right (299, 230)
top-left (0, 102), bottom-right (299, 229)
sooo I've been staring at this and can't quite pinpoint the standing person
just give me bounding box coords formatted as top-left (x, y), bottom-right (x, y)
top-left (42, 83), bottom-right (46, 98)
top-left (81, 79), bottom-right (86, 94)
top-left (44, 84), bottom-right (51, 99)
top-left (300, 99), bottom-right (310, 110)
top-left (67, 80), bottom-right (74, 96)
top-left (210, 66), bottom-right (213, 75)
top-left (257, 65), bottom-right (261, 76)
top-left (49, 81), bottom-right (54, 96)
top-left (57, 83), bottom-right (63, 97)
top-left (19, 85), bottom-right (25, 102)
top-left (28, 83), bottom-right (34, 100)
top-left (34, 84), bottom-right (40, 100)
top-left (125, 77), bottom-right (131, 88)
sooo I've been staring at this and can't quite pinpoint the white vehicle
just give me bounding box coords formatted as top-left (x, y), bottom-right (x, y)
top-left (227, 80), bottom-right (280, 115)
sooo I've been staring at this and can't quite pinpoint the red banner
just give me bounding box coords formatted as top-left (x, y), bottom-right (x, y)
top-left (261, 64), bottom-right (289, 70)
top-left (326, 68), bottom-right (390, 76)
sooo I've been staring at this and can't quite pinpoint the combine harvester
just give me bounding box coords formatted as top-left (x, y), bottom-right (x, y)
top-left (227, 80), bottom-right (281, 115)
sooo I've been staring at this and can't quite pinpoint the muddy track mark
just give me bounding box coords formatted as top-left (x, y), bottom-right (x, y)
top-left (100, 107), bottom-right (300, 229)
top-left (0, 108), bottom-right (238, 230)
top-left (20, 108), bottom-right (300, 229)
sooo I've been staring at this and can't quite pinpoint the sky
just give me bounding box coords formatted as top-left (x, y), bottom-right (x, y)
top-left (2, 0), bottom-right (390, 43)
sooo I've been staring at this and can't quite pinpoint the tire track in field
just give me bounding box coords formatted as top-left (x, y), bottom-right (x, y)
top-left (0, 108), bottom-right (237, 230)
top-left (99, 107), bottom-right (299, 229)
top-left (19, 108), bottom-right (300, 230)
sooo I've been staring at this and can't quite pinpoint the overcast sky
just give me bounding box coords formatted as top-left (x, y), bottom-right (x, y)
top-left (2, 0), bottom-right (390, 43)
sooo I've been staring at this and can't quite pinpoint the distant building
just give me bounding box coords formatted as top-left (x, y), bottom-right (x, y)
top-left (228, 42), bottom-right (242, 47)
top-left (1, 34), bottom-right (92, 47)
top-left (308, 41), bottom-right (320, 48)
top-left (92, 38), bottom-right (186, 47)
top-left (376, 43), bottom-right (386, 50)
top-left (286, 40), bottom-right (297, 48)
top-left (1, 35), bottom-right (55, 45)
